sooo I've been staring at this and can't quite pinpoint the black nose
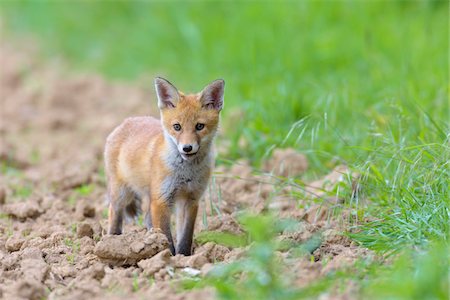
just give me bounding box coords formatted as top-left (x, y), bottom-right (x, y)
top-left (183, 145), bottom-right (193, 153)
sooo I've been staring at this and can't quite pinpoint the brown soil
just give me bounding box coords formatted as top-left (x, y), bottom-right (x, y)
top-left (0, 43), bottom-right (372, 299)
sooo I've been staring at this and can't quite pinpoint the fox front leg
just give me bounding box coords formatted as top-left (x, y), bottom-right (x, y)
top-left (151, 198), bottom-right (176, 255)
top-left (176, 198), bottom-right (198, 256)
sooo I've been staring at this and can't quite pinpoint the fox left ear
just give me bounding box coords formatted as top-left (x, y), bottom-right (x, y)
top-left (155, 77), bottom-right (180, 109)
top-left (200, 79), bottom-right (225, 111)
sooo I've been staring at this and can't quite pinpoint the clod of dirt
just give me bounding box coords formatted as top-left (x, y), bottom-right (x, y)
top-left (10, 279), bottom-right (46, 300)
top-left (290, 258), bottom-right (322, 288)
top-left (51, 261), bottom-right (77, 279)
top-left (195, 242), bottom-right (231, 262)
top-left (321, 229), bottom-right (352, 247)
top-left (205, 214), bottom-right (244, 235)
top-left (75, 200), bottom-right (96, 220)
top-left (138, 249), bottom-right (171, 276)
top-left (21, 247), bottom-right (43, 260)
top-left (101, 266), bottom-right (141, 292)
top-left (79, 236), bottom-right (95, 255)
top-left (320, 246), bottom-right (371, 275)
top-left (3, 201), bottom-right (41, 220)
top-left (94, 230), bottom-right (169, 266)
top-left (87, 262), bottom-right (106, 281)
top-left (20, 258), bottom-right (49, 282)
top-left (146, 282), bottom-right (216, 300)
top-left (76, 262), bottom-right (106, 281)
top-left (200, 263), bottom-right (215, 276)
top-left (5, 234), bottom-right (26, 252)
top-left (57, 172), bottom-right (92, 191)
top-left (223, 247), bottom-right (247, 262)
top-left (264, 148), bottom-right (308, 177)
top-left (1, 252), bottom-right (20, 270)
top-left (172, 252), bottom-right (209, 269)
top-left (77, 222), bottom-right (94, 238)
top-left (206, 161), bottom-right (270, 214)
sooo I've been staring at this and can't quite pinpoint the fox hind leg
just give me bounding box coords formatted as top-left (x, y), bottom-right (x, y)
top-left (124, 191), bottom-right (142, 223)
top-left (144, 210), bottom-right (152, 230)
top-left (108, 184), bottom-right (134, 235)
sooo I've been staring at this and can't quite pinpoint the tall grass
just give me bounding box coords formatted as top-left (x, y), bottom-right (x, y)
top-left (349, 138), bottom-right (449, 252)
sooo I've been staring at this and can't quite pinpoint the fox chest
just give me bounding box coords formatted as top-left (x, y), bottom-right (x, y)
top-left (159, 163), bottom-right (210, 203)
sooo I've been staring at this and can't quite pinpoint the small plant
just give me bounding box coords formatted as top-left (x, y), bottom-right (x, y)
top-left (21, 229), bottom-right (31, 237)
top-left (66, 253), bottom-right (75, 264)
top-left (64, 238), bottom-right (80, 253)
top-left (64, 238), bottom-right (80, 266)
top-left (67, 183), bottom-right (95, 206)
top-left (132, 273), bottom-right (139, 292)
top-left (195, 231), bottom-right (247, 248)
top-left (75, 184), bottom-right (94, 196)
top-left (12, 184), bottom-right (33, 199)
top-left (186, 214), bottom-right (307, 300)
top-left (70, 223), bottom-right (77, 234)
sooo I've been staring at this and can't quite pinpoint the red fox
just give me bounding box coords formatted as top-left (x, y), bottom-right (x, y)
top-left (104, 77), bottom-right (224, 256)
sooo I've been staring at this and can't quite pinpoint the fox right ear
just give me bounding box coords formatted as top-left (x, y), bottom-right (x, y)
top-left (155, 77), bottom-right (180, 109)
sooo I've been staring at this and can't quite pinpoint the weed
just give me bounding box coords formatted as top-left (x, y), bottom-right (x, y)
top-left (64, 238), bottom-right (80, 253)
top-left (75, 184), bottom-right (94, 196)
top-left (12, 184), bottom-right (33, 199)
top-left (67, 183), bottom-right (95, 206)
top-left (186, 214), bottom-right (310, 299)
top-left (132, 272), bottom-right (139, 292)
top-left (195, 231), bottom-right (247, 248)
top-left (70, 223), bottom-right (77, 235)
top-left (66, 253), bottom-right (75, 265)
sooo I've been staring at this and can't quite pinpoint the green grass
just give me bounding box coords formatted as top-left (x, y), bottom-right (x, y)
top-left (1, 1), bottom-right (448, 299)
top-left (362, 241), bottom-right (449, 300)
top-left (349, 141), bottom-right (449, 253)
top-left (1, 1), bottom-right (447, 164)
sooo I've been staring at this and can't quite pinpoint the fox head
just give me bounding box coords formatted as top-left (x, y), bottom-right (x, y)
top-left (154, 77), bottom-right (225, 161)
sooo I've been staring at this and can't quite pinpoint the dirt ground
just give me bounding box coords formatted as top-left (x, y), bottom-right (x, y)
top-left (0, 42), bottom-right (373, 300)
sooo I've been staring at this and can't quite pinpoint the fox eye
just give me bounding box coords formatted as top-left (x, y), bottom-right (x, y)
top-left (173, 123), bottom-right (182, 131)
top-left (195, 123), bottom-right (205, 131)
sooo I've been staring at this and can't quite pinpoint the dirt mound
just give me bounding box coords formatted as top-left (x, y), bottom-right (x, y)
top-left (0, 41), bottom-right (371, 299)
top-left (263, 148), bottom-right (308, 177)
top-left (94, 229), bottom-right (169, 266)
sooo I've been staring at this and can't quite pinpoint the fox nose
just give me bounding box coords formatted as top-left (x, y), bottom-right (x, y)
top-left (182, 145), bottom-right (193, 153)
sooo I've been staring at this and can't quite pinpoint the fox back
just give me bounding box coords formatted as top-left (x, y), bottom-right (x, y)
top-left (104, 77), bottom-right (225, 255)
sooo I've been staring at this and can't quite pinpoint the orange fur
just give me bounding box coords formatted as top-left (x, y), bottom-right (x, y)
top-left (104, 78), bottom-right (224, 255)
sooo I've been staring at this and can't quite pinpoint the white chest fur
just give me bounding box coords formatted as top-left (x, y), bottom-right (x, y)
top-left (160, 147), bottom-right (212, 204)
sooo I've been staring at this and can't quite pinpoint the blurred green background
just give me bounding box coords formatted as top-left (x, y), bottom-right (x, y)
top-left (2, 0), bottom-right (448, 166)
top-left (1, 1), bottom-right (448, 298)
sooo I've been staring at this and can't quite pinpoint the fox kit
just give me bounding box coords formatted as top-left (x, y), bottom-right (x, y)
top-left (104, 77), bottom-right (224, 256)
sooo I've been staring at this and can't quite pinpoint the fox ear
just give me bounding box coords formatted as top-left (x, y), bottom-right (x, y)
top-left (155, 77), bottom-right (179, 109)
top-left (200, 79), bottom-right (225, 111)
